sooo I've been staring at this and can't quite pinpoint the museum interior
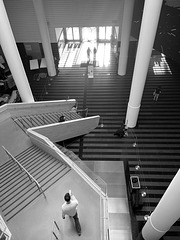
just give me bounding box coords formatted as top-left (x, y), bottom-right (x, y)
top-left (0, 0), bottom-right (180, 240)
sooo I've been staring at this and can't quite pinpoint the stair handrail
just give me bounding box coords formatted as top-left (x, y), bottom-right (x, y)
top-left (2, 145), bottom-right (46, 198)
top-left (27, 130), bottom-right (109, 240)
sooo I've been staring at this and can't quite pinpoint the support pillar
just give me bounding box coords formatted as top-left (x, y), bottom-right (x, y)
top-left (118, 0), bottom-right (135, 76)
top-left (125, 0), bottom-right (163, 128)
top-left (33, 0), bottom-right (56, 77)
top-left (137, 169), bottom-right (180, 240)
top-left (0, 0), bottom-right (34, 103)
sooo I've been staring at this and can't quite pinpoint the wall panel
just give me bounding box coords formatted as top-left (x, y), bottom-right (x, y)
top-left (4, 0), bottom-right (41, 42)
top-left (4, 0), bottom-right (124, 43)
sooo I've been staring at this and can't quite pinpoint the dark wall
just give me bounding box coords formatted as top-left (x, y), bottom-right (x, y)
top-left (131, 0), bottom-right (180, 65)
top-left (17, 42), bottom-right (59, 74)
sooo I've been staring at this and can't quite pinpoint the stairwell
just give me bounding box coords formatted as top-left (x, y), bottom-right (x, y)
top-left (0, 145), bottom-right (71, 221)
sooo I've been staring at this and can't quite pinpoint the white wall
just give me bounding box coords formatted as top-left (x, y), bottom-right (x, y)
top-left (4, 0), bottom-right (124, 43)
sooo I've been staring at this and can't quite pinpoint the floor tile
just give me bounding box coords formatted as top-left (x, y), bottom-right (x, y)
top-left (107, 185), bottom-right (127, 198)
top-left (108, 198), bottom-right (129, 214)
top-left (109, 213), bottom-right (131, 230)
top-left (109, 229), bottom-right (132, 240)
top-left (94, 161), bottom-right (124, 173)
top-left (96, 172), bottom-right (126, 185)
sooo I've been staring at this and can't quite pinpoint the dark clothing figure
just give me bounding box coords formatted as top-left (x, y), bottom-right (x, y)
top-left (153, 86), bottom-right (162, 101)
top-left (59, 115), bottom-right (66, 122)
top-left (72, 212), bottom-right (81, 235)
top-left (71, 105), bottom-right (77, 112)
top-left (0, 63), bottom-right (6, 80)
top-left (87, 47), bottom-right (91, 61)
top-left (114, 124), bottom-right (128, 138)
top-left (93, 47), bottom-right (97, 58)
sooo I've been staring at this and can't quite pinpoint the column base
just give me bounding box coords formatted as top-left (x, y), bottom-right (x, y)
top-left (125, 102), bottom-right (140, 128)
top-left (136, 232), bottom-right (145, 240)
top-left (118, 55), bottom-right (128, 76)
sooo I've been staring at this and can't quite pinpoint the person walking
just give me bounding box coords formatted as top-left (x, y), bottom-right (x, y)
top-left (114, 123), bottom-right (128, 138)
top-left (93, 47), bottom-right (97, 59)
top-left (153, 85), bottom-right (162, 101)
top-left (87, 47), bottom-right (91, 62)
top-left (62, 190), bottom-right (81, 236)
top-left (0, 63), bottom-right (6, 80)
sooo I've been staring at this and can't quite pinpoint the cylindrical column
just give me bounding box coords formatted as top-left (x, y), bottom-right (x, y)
top-left (139, 169), bottom-right (180, 240)
top-left (118, 0), bottom-right (135, 76)
top-left (0, 0), bottom-right (34, 103)
top-left (125, 0), bottom-right (163, 128)
top-left (33, 0), bottom-right (56, 77)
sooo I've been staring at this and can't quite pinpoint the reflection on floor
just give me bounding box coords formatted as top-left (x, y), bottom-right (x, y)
top-left (151, 52), bottom-right (172, 75)
top-left (86, 161), bottom-right (132, 240)
top-left (59, 42), bottom-right (111, 68)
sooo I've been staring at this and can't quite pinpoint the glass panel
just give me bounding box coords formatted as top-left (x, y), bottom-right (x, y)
top-left (82, 27), bottom-right (97, 42)
top-left (73, 27), bottom-right (80, 40)
top-left (104, 43), bottom-right (111, 67)
top-left (73, 160), bottom-right (107, 195)
top-left (66, 27), bottom-right (73, 40)
top-left (55, 28), bottom-right (63, 41)
top-left (60, 31), bottom-right (64, 41)
top-left (106, 26), bottom-right (112, 40)
top-left (114, 26), bottom-right (119, 39)
top-left (91, 27), bottom-right (97, 41)
top-left (99, 26), bottom-right (105, 40)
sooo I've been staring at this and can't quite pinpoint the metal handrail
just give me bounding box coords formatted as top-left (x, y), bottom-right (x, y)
top-left (2, 145), bottom-right (46, 198)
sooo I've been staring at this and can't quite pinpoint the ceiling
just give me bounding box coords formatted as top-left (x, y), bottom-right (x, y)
top-left (132, 0), bottom-right (180, 65)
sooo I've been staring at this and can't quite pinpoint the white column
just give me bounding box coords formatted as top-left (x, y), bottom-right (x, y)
top-left (141, 169), bottom-right (180, 240)
top-left (118, 0), bottom-right (135, 76)
top-left (33, 0), bottom-right (56, 77)
top-left (125, 0), bottom-right (163, 128)
top-left (0, 0), bottom-right (34, 103)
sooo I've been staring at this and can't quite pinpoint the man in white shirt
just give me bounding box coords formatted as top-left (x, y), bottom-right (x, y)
top-left (62, 190), bottom-right (81, 236)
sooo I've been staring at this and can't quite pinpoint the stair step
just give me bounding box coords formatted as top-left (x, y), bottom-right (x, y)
top-left (108, 198), bottom-right (129, 214)
top-left (0, 145), bottom-right (71, 221)
top-left (109, 213), bottom-right (131, 230)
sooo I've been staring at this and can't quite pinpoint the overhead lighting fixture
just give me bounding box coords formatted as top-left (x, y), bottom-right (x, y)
top-left (141, 191), bottom-right (147, 197)
top-left (99, 118), bottom-right (104, 128)
top-left (135, 165), bottom-right (140, 170)
top-left (144, 215), bottom-right (150, 221)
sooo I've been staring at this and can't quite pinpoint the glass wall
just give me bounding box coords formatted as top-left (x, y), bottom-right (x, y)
top-left (64, 26), bottom-right (114, 42)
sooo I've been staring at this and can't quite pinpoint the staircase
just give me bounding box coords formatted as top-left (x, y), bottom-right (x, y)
top-left (12, 110), bottom-right (82, 132)
top-left (0, 145), bottom-right (71, 221)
